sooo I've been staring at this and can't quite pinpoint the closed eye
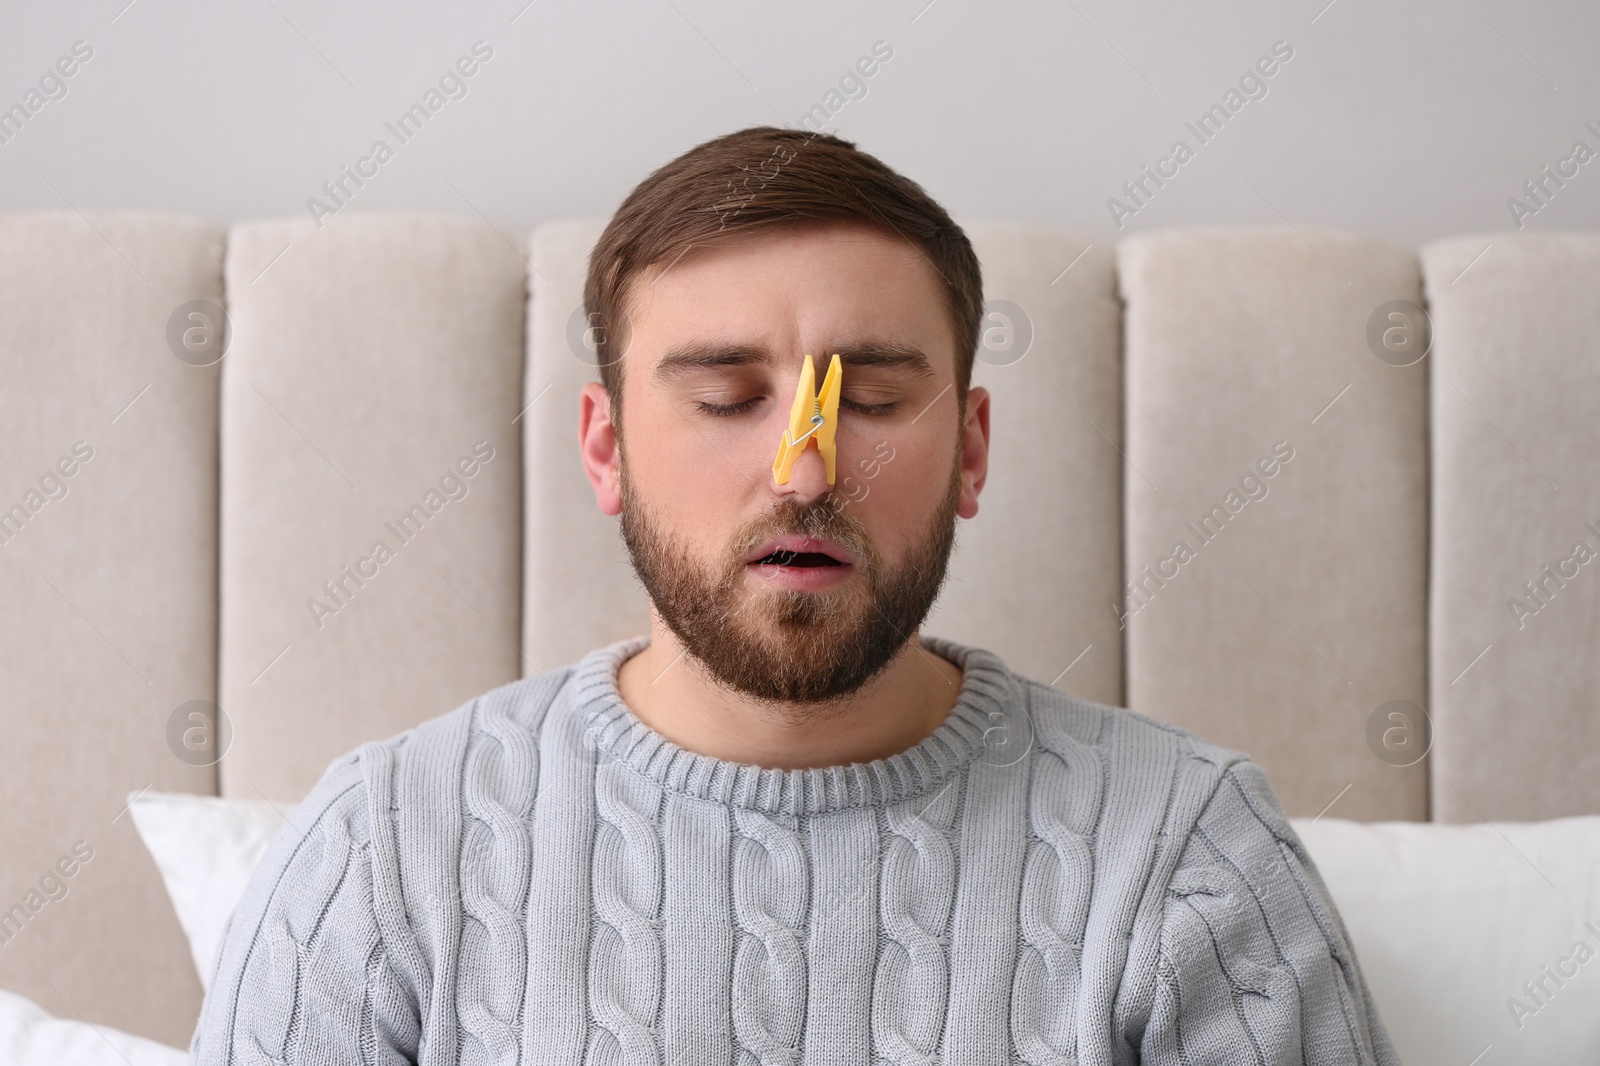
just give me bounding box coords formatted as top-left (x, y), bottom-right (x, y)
top-left (692, 398), bottom-right (897, 417)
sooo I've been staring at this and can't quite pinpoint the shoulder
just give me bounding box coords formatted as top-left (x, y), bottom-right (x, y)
top-left (1014, 679), bottom-right (1307, 899)
top-left (1006, 668), bottom-right (1305, 871)
top-left (288, 639), bottom-right (646, 841)
top-left (256, 660), bottom-right (593, 879)
top-left (926, 636), bottom-right (1259, 829)
top-left (321, 657), bottom-right (594, 787)
top-left (1016, 672), bottom-right (1252, 790)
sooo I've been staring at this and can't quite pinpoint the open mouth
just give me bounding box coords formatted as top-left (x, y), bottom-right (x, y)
top-left (753, 550), bottom-right (845, 568)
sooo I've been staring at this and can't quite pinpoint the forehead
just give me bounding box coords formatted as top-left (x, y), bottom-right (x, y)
top-left (623, 222), bottom-right (954, 365)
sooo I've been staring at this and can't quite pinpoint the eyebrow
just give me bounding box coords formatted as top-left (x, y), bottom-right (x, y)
top-left (652, 341), bottom-right (937, 383)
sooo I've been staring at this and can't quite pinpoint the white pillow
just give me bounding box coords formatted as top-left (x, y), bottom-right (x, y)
top-left (127, 791), bottom-right (290, 992)
top-left (0, 987), bottom-right (187, 1066)
top-left (1290, 814), bottom-right (1600, 1066)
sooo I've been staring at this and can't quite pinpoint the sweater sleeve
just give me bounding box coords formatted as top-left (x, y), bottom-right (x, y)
top-left (189, 752), bottom-right (421, 1065)
top-left (1139, 759), bottom-right (1401, 1066)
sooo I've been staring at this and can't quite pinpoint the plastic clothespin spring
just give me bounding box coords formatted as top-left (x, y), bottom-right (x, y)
top-left (771, 353), bottom-right (842, 485)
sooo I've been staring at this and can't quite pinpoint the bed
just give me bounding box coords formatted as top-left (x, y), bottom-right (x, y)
top-left (2, 212), bottom-right (1597, 1063)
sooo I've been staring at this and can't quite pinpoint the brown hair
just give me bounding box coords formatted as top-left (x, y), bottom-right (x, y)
top-left (583, 126), bottom-right (982, 435)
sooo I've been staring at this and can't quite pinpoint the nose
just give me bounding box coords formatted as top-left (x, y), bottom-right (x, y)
top-left (771, 437), bottom-right (833, 504)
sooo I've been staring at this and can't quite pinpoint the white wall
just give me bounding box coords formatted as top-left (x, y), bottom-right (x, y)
top-left (0, 0), bottom-right (1596, 246)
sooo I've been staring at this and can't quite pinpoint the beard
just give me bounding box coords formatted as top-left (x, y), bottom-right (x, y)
top-left (618, 444), bottom-right (964, 710)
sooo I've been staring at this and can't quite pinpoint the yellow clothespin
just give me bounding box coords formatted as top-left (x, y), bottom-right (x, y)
top-left (772, 353), bottom-right (842, 485)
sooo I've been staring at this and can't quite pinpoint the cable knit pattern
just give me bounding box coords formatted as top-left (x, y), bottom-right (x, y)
top-left (874, 777), bottom-right (959, 1066)
top-left (730, 808), bottom-right (808, 1065)
top-left (591, 759), bottom-right (665, 1063)
top-left (457, 701), bottom-right (536, 1066)
top-left (192, 636), bottom-right (1401, 1066)
top-left (1012, 735), bottom-right (1103, 1065)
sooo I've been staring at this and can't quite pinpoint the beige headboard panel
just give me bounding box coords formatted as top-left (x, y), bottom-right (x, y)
top-left (522, 218), bottom-right (649, 668)
top-left (923, 224), bottom-right (1123, 704)
top-left (219, 214), bottom-right (528, 803)
top-left (1117, 228), bottom-right (1429, 822)
top-left (1423, 233), bottom-right (1600, 821)
top-left (0, 212), bottom-right (223, 1043)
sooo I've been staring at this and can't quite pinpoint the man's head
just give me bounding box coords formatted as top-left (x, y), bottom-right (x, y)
top-left (578, 127), bottom-right (990, 709)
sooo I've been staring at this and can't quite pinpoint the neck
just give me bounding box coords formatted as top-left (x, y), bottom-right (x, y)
top-left (614, 612), bottom-right (965, 770)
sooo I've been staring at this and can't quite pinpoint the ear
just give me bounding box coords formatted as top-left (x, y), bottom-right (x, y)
top-left (579, 381), bottom-right (623, 516)
top-left (957, 385), bottom-right (991, 520)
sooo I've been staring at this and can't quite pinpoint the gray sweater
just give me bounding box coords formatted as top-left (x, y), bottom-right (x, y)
top-left (191, 635), bottom-right (1399, 1065)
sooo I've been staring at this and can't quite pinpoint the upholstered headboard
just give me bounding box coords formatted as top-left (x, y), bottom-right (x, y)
top-left (3, 210), bottom-right (1597, 1043)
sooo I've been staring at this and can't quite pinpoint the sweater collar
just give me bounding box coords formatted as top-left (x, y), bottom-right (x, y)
top-left (567, 634), bottom-right (1019, 816)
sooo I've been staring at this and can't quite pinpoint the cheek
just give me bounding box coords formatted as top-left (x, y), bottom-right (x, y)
top-left (625, 408), bottom-right (745, 546)
top-left (838, 431), bottom-right (954, 551)
top-left (630, 402), bottom-right (705, 487)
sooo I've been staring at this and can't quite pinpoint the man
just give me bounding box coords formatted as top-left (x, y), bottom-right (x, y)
top-left (192, 127), bottom-right (1399, 1065)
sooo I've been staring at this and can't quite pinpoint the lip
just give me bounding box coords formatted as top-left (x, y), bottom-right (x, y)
top-left (745, 557), bottom-right (855, 591)
top-left (742, 534), bottom-right (856, 568)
